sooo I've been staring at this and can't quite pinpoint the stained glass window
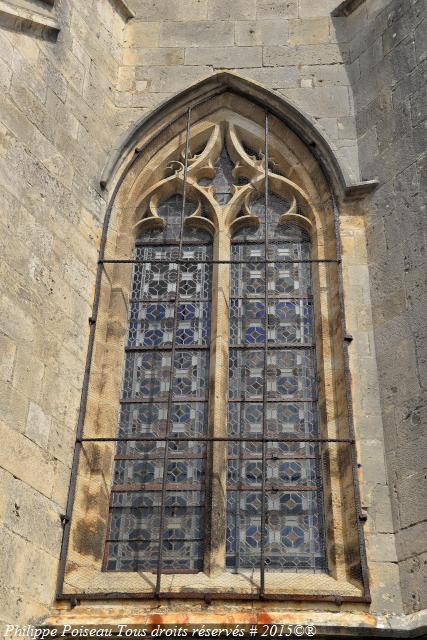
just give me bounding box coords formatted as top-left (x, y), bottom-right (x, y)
top-left (104, 143), bottom-right (325, 576)
top-left (105, 195), bottom-right (212, 572)
top-left (226, 193), bottom-right (326, 572)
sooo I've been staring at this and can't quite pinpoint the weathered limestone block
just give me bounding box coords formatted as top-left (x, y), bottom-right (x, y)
top-left (234, 19), bottom-right (289, 45)
top-left (184, 46), bottom-right (262, 68)
top-left (242, 66), bottom-right (299, 87)
top-left (126, 20), bottom-right (160, 47)
top-left (300, 63), bottom-right (353, 86)
top-left (135, 0), bottom-right (208, 22)
top-left (256, 0), bottom-right (298, 19)
top-left (0, 333), bottom-right (16, 383)
top-left (0, 420), bottom-right (56, 499)
top-left (368, 533), bottom-right (399, 563)
top-left (288, 18), bottom-right (330, 45)
top-left (25, 401), bottom-right (52, 449)
top-left (135, 64), bottom-right (213, 92)
top-left (299, 0), bottom-right (341, 18)
top-left (264, 43), bottom-right (350, 65)
top-left (280, 86), bottom-right (351, 117)
top-left (137, 46), bottom-right (185, 65)
top-left (160, 20), bottom-right (234, 47)
top-left (208, 0), bottom-right (256, 20)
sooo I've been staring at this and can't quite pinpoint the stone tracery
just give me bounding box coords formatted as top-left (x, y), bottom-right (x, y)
top-left (133, 121), bottom-right (311, 240)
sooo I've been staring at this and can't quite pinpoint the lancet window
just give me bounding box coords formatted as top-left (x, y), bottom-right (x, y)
top-left (103, 116), bottom-right (326, 586)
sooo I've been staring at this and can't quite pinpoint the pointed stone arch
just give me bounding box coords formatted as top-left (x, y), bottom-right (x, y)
top-left (101, 72), bottom-right (377, 200)
top-left (56, 75), bottom-right (376, 602)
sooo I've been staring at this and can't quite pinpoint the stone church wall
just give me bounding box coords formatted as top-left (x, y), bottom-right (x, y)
top-left (0, 0), bottom-right (128, 626)
top-left (119, 0), bottom-right (362, 182)
top-left (342, 0), bottom-right (426, 614)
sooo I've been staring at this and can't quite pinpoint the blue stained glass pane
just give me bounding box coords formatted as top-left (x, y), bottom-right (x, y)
top-left (106, 196), bottom-right (212, 573)
top-left (128, 301), bottom-right (210, 348)
top-left (227, 192), bottom-right (325, 573)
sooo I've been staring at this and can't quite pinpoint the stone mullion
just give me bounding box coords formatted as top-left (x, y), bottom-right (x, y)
top-left (204, 226), bottom-right (230, 577)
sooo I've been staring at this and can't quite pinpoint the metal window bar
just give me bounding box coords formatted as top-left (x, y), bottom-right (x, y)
top-left (259, 110), bottom-right (269, 596)
top-left (56, 94), bottom-right (371, 604)
top-left (80, 436), bottom-right (355, 443)
top-left (154, 107), bottom-right (192, 594)
top-left (99, 258), bottom-right (341, 264)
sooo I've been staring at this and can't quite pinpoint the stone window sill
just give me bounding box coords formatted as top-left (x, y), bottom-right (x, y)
top-left (64, 567), bottom-right (364, 600)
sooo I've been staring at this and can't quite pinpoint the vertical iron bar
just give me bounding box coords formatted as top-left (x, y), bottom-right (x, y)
top-left (260, 110), bottom-right (269, 597)
top-left (155, 107), bottom-right (192, 595)
top-left (233, 256), bottom-right (242, 574)
top-left (235, 403), bottom-right (242, 573)
top-left (308, 247), bottom-right (328, 572)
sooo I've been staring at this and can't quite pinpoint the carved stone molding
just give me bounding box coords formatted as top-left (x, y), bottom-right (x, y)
top-left (134, 121), bottom-right (309, 242)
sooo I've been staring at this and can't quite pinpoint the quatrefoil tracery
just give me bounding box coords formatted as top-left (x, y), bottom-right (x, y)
top-left (134, 120), bottom-right (313, 239)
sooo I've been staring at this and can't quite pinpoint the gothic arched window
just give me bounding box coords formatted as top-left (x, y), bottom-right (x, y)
top-left (59, 95), bottom-right (368, 603)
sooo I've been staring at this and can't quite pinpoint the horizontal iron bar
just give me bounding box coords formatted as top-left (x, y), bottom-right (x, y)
top-left (129, 296), bottom-right (312, 302)
top-left (110, 504), bottom-right (205, 509)
top-left (231, 295), bottom-right (313, 300)
top-left (57, 592), bottom-right (371, 604)
top-left (111, 487), bottom-right (204, 494)
top-left (228, 398), bottom-right (317, 403)
top-left (114, 453), bottom-right (318, 461)
top-left (130, 298), bottom-right (210, 303)
top-left (125, 345), bottom-right (210, 352)
top-left (232, 238), bottom-right (312, 244)
top-left (227, 485), bottom-right (320, 492)
top-left (114, 454), bottom-right (207, 461)
top-left (106, 538), bottom-right (203, 543)
top-left (227, 454), bottom-right (318, 460)
top-left (100, 258), bottom-right (340, 265)
top-left (112, 483), bottom-right (205, 492)
top-left (111, 483), bottom-right (321, 492)
top-left (120, 398), bottom-right (208, 404)
top-left (230, 343), bottom-right (315, 350)
top-left (79, 436), bottom-right (353, 443)
top-left (133, 238), bottom-right (320, 246)
top-left (124, 343), bottom-right (314, 351)
top-left (103, 569), bottom-right (202, 575)
top-left (135, 240), bottom-right (210, 247)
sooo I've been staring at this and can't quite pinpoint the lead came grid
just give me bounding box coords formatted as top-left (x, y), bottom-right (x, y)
top-left (104, 193), bottom-right (213, 573)
top-left (226, 190), bottom-right (326, 573)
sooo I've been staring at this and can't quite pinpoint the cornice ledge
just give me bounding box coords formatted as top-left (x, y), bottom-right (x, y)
top-left (0, 0), bottom-right (59, 32)
top-left (332, 0), bottom-right (366, 17)
top-left (44, 606), bottom-right (427, 638)
top-left (112, 0), bottom-right (135, 20)
top-left (343, 179), bottom-right (379, 201)
top-left (373, 608), bottom-right (427, 638)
